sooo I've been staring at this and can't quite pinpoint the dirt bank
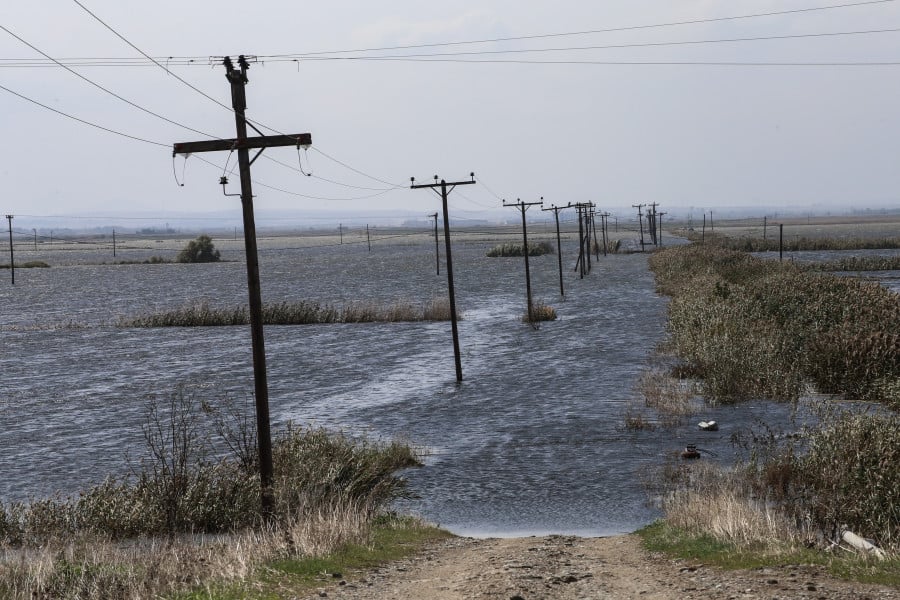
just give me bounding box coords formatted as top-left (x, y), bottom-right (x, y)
top-left (304, 534), bottom-right (898, 599)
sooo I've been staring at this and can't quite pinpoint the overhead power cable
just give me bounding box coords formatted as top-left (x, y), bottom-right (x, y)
top-left (299, 57), bottom-right (900, 67)
top-left (0, 82), bottom-right (168, 147)
top-left (260, 0), bottom-right (898, 58)
top-left (0, 0), bottom-right (886, 70)
top-left (284, 26), bottom-right (900, 61)
top-left (70, 0), bottom-right (233, 113)
top-left (68, 2), bottom-right (404, 197)
top-left (0, 24), bottom-right (218, 140)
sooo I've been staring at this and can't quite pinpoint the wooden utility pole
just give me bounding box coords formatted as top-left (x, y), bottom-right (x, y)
top-left (429, 212), bottom-right (440, 275)
top-left (599, 211), bottom-right (610, 256)
top-left (112, 229), bottom-right (116, 257)
top-left (541, 203), bottom-right (571, 297)
top-left (339, 223), bottom-right (343, 244)
top-left (32, 229), bottom-right (37, 251)
top-left (763, 216), bottom-right (767, 241)
top-left (411, 174), bottom-right (475, 383)
top-left (647, 202), bottom-right (658, 246)
top-left (5, 215), bottom-right (13, 285)
top-left (633, 204), bottom-right (646, 251)
top-left (504, 198), bottom-right (544, 323)
top-left (779, 223), bottom-right (784, 262)
top-left (366, 224), bottom-right (371, 252)
top-left (173, 55), bottom-right (312, 520)
top-left (657, 211), bottom-right (666, 247)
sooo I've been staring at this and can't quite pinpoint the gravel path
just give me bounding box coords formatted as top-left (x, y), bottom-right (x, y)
top-left (303, 534), bottom-right (898, 600)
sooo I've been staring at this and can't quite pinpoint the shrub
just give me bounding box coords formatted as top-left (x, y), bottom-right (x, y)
top-left (176, 235), bottom-right (221, 263)
top-left (744, 409), bottom-right (900, 550)
top-left (522, 301), bottom-right (557, 324)
top-left (0, 391), bottom-right (421, 543)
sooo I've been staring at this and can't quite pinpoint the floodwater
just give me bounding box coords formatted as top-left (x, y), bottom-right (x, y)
top-left (0, 235), bottom-right (891, 537)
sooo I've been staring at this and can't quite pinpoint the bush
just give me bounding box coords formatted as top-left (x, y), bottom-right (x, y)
top-left (176, 235), bottom-right (221, 263)
top-left (0, 390), bottom-right (421, 543)
top-left (745, 409), bottom-right (900, 549)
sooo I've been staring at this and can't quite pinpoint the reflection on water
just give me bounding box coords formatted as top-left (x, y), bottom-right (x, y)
top-left (0, 240), bottom-right (893, 535)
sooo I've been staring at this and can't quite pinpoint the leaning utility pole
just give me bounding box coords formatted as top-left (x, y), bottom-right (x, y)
top-left (173, 55), bottom-right (312, 521)
top-left (541, 203), bottom-right (571, 297)
top-left (429, 212), bottom-right (440, 275)
top-left (5, 215), bottom-right (13, 285)
top-left (633, 204), bottom-right (646, 251)
top-left (504, 197), bottom-right (544, 323)
top-left (411, 174), bottom-right (475, 383)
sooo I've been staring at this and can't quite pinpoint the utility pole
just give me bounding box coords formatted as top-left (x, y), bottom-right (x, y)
top-left (504, 197), bottom-right (544, 323)
top-left (633, 204), bottom-right (646, 251)
top-left (657, 212), bottom-right (666, 247)
top-left (763, 216), bottom-right (767, 241)
top-left (5, 215), bottom-right (13, 285)
top-left (541, 203), bottom-right (571, 297)
top-left (779, 223), bottom-right (784, 262)
top-left (112, 229), bottom-right (116, 258)
top-left (648, 202), bottom-right (658, 246)
top-left (574, 203), bottom-right (586, 278)
top-left (411, 173), bottom-right (475, 383)
top-left (339, 223), bottom-right (343, 244)
top-left (33, 229), bottom-right (37, 251)
top-left (599, 212), bottom-right (610, 257)
top-left (173, 55), bottom-right (312, 521)
top-left (429, 212), bottom-right (440, 275)
top-left (366, 224), bottom-right (371, 252)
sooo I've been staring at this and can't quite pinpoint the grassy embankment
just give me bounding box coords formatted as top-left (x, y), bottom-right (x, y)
top-left (118, 298), bottom-right (454, 327)
top-left (638, 243), bottom-right (900, 583)
top-left (0, 392), bottom-right (446, 599)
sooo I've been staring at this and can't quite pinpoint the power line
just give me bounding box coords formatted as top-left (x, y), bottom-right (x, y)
top-left (299, 57), bottom-right (900, 67)
top-left (0, 82), bottom-right (168, 147)
top-left (286, 26), bottom-right (900, 61)
top-left (311, 147), bottom-right (404, 187)
top-left (0, 24), bottom-right (217, 140)
top-left (259, 0), bottom-right (900, 58)
top-left (0, 0), bottom-right (888, 70)
top-left (70, 0), bottom-right (234, 113)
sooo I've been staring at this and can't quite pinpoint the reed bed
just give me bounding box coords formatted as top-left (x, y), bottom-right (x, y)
top-left (119, 298), bottom-right (456, 328)
top-left (650, 243), bottom-right (900, 552)
top-left (804, 255), bottom-right (900, 272)
top-left (486, 241), bottom-right (555, 257)
top-left (681, 232), bottom-right (900, 252)
top-left (649, 244), bottom-right (900, 406)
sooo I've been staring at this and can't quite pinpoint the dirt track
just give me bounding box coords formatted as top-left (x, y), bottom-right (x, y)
top-left (304, 534), bottom-right (898, 599)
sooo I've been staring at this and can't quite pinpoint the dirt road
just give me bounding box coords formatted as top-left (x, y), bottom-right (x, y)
top-left (305, 534), bottom-right (898, 599)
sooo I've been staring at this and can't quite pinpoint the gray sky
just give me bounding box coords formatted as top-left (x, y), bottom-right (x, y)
top-left (2, 0), bottom-right (900, 227)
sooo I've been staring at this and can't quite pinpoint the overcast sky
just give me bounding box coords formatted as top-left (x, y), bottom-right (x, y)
top-left (2, 0), bottom-right (900, 228)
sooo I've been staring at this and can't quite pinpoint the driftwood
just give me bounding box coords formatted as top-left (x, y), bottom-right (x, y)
top-left (841, 529), bottom-right (886, 560)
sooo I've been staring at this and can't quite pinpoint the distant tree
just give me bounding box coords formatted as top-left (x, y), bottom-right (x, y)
top-left (176, 235), bottom-right (221, 263)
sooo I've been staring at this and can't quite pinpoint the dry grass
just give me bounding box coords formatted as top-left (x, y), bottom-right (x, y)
top-left (0, 501), bottom-right (370, 599)
top-left (662, 463), bottom-right (807, 551)
top-left (522, 301), bottom-right (558, 324)
top-left (636, 369), bottom-right (700, 416)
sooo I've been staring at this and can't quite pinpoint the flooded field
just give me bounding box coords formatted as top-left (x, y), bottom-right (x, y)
top-left (0, 232), bottom-right (892, 536)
